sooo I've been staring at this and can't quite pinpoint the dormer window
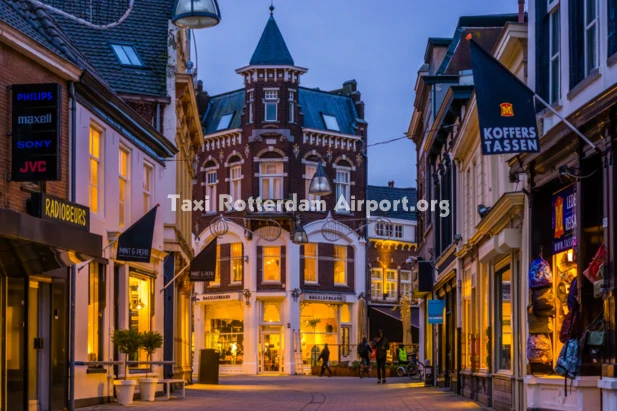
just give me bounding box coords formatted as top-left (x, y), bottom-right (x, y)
top-left (217, 113), bottom-right (234, 131)
top-left (322, 114), bottom-right (340, 132)
top-left (110, 44), bottom-right (143, 67)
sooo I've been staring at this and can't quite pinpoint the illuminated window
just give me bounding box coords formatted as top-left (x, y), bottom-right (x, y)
top-left (371, 268), bottom-right (383, 299)
top-left (333, 246), bottom-right (347, 286)
top-left (88, 263), bottom-right (105, 362)
top-left (89, 126), bottom-right (101, 214)
top-left (230, 165), bottom-right (242, 202)
top-left (231, 243), bottom-right (243, 284)
top-left (119, 148), bottom-right (129, 227)
top-left (263, 301), bottom-right (281, 323)
top-left (129, 272), bottom-right (152, 368)
top-left (304, 244), bottom-right (318, 283)
top-left (210, 245), bottom-right (221, 286)
top-left (462, 269), bottom-right (471, 369)
top-left (385, 270), bottom-right (397, 300)
top-left (143, 163), bottom-right (153, 214)
top-left (480, 264), bottom-right (489, 370)
top-left (206, 169), bottom-right (217, 213)
top-left (496, 265), bottom-right (512, 371)
top-left (260, 162), bottom-right (283, 200)
top-left (400, 270), bottom-right (411, 297)
top-left (263, 247), bottom-right (281, 283)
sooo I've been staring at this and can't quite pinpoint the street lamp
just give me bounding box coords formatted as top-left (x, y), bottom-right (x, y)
top-left (308, 161), bottom-right (332, 196)
top-left (292, 219), bottom-right (309, 244)
top-left (172, 0), bottom-right (221, 29)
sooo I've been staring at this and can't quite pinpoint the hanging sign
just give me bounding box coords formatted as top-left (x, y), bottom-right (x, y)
top-left (116, 206), bottom-right (158, 263)
top-left (427, 299), bottom-right (444, 324)
top-left (470, 40), bottom-right (540, 155)
top-left (11, 83), bottom-right (62, 181)
top-left (29, 192), bottom-right (89, 231)
top-left (552, 184), bottom-right (577, 254)
top-left (190, 238), bottom-right (217, 281)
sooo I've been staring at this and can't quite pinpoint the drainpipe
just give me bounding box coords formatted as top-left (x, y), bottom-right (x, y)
top-left (68, 81), bottom-right (77, 411)
top-left (518, 0), bottom-right (525, 23)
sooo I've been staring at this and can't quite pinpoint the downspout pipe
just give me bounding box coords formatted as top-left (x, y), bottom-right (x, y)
top-left (69, 81), bottom-right (77, 410)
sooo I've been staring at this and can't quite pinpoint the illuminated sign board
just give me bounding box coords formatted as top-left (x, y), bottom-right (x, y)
top-left (12, 83), bottom-right (62, 181)
top-left (29, 192), bottom-right (89, 231)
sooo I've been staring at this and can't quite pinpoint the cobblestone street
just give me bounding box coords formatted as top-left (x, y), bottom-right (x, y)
top-left (83, 376), bottom-right (490, 411)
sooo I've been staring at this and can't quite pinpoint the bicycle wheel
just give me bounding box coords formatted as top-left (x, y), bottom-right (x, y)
top-left (396, 367), bottom-right (405, 377)
top-left (410, 362), bottom-right (424, 381)
top-left (406, 362), bottom-right (417, 379)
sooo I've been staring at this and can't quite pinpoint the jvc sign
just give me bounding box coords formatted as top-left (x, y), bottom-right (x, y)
top-left (11, 83), bottom-right (61, 181)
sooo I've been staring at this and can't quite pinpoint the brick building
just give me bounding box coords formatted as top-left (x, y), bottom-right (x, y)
top-left (366, 183), bottom-right (419, 349)
top-left (192, 8), bottom-right (368, 375)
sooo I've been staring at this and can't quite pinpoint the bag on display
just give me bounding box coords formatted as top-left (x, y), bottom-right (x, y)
top-left (567, 278), bottom-right (579, 311)
top-left (559, 310), bottom-right (581, 343)
top-left (528, 314), bottom-right (553, 334)
top-left (529, 257), bottom-right (553, 289)
top-left (555, 339), bottom-right (582, 397)
top-left (531, 286), bottom-right (555, 311)
top-left (593, 263), bottom-right (605, 299)
top-left (527, 334), bottom-right (553, 364)
top-left (583, 244), bottom-right (606, 284)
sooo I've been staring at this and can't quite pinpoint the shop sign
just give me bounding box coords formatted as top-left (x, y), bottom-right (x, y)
top-left (195, 292), bottom-right (241, 303)
top-left (552, 185), bottom-right (577, 254)
top-left (190, 238), bottom-right (217, 281)
top-left (11, 83), bottom-right (62, 181)
top-left (116, 206), bottom-right (158, 263)
top-left (470, 40), bottom-right (540, 155)
top-left (427, 299), bottom-right (444, 324)
top-left (302, 294), bottom-right (345, 303)
top-left (29, 192), bottom-right (89, 231)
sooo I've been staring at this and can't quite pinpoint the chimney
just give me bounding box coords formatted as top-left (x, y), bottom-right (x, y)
top-left (195, 80), bottom-right (210, 119)
top-left (518, 0), bottom-right (525, 23)
top-left (388, 181), bottom-right (395, 188)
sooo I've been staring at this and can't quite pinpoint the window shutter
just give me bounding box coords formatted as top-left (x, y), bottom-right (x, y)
top-left (569, 0), bottom-right (585, 89)
top-left (609, 0), bottom-right (617, 57)
top-left (347, 246), bottom-right (354, 287)
top-left (220, 243), bottom-right (231, 285)
top-left (535, 0), bottom-right (550, 102)
top-left (299, 245), bottom-right (305, 284)
top-left (281, 246), bottom-right (286, 284)
top-left (257, 246), bottom-right (263, 283)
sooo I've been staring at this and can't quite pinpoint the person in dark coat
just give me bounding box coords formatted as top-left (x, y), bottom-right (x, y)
top-left (374, 330), bottom-right (390, 384)
top-left (318, 344), bottom-right (332, 377)
top-left (357, 337), bottom-right (372, 378)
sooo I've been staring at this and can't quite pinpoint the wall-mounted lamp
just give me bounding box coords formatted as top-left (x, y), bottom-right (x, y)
top-left (242, 289), bottom-right (251, 307)
top-left (292, 219), bottom-right (309, 244)
top-left (477, 204), bottom-right (491, 219)
top-left (243, 255), bottom-right (249, 263)
top-left (291, 288), bottom-right (301, 302)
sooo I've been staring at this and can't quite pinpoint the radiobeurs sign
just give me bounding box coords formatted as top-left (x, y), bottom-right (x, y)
top-left (11, 83), bottom-right (61, 181)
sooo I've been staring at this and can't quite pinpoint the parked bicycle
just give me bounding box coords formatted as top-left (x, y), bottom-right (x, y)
top-left (395, 353), bottom-right (424, 380)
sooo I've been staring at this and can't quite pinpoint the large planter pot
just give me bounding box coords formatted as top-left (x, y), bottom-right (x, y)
top-left (114, 380), bottom-right (137, 405)
top-left (138, 378), bottom-right (159, 402)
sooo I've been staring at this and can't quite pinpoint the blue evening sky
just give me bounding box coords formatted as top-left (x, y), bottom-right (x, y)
top-left (195, 0), bottom-right (519, 187)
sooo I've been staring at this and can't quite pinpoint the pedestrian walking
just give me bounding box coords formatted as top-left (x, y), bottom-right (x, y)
top-left (374, 330), bottom-right (389, 384)
top-left (357, 337), bottom-right (372, 378)
top-left (318, 344), bottom-right (332, 377)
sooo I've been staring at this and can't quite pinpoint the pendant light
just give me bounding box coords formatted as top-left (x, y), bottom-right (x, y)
top-left (292, 220), bottom-right (309, 244)
top-left (172, 0), bottom-right (221, 29)
top-left (308, 161), bottom-right (332, 197)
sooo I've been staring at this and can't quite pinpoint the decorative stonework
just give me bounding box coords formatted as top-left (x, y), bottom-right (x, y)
top-left (293, 144), bottom-right (300, 158)
top-left (244, 144), bottom-right (250, 159)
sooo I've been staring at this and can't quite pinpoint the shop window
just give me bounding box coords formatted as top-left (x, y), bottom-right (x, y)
top-left (496, 265), bottom-right (512, 371)
top-left (129, 272), bottom-right (153, 368)
top-left (462, 269), bottom-right (471, 370)
top-left (143, 163), bottom-right (153, 214)
top-left (263, 246), bottom-right (281, 283)
top-left (263, 302), bottom-right (281, 324)
top-left (204, 303), bottom-right (244, 365)
top-left (89, 126), bottom-right (101, 214)
top-left (230, 243), bottom-right (243, 284)
top-left (340, 304), bottom-right (351, 323)
top-left (340, 326), bottom-right (350, 356)
top-left (333, 245), bottom-right (347, 285)
top-left (119, 148), bottom-right (129, 228)
top-left (304, 244), bottom-right (318, 283)
top-left (300, 304), bottom-right (339, 365)
top-left (88, 263), bottom-right (105, 362)
top-left (400, 270), bottom-right (411, 297)
top-left (371, 268), bottom-right (383, 300)
top-left (385, 270), bottom-right (397, 301)
top-left (480, 264), bottom-right (489, 370)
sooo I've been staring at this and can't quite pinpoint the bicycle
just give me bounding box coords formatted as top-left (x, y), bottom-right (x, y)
top-left (403, 353), bottom-right (424, 380)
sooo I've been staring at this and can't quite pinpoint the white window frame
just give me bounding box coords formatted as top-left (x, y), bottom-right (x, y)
top-left (385, 269), bottom-right (397, 301)
top-left (119, 148), bottom-right (130, 228)
top-left (289, 91), bottom-right (295, 123)
top-left (143, 162), bottom-right (153, 215)
top-left (400, 270), bottom-right (412, 297)
top-left (371, 268), bottom-right (383, 300)
top-left (88, 125), bottom-right (101, 215)
top-left (584, 0), bottom-right (598, 76)
top-left (205, 168), bottom-right (217, 214)
top-left (333, 245), bottom-right (347, 286)
top-left (303, 243), bottom-right (318, 284)
top-left (264, 90), bottom-right (278, 122)
top-left (262, 246), bottom-right (281, 284)
top-left (230, 243), bottom-right (244, 285)
top-left (249, 91), bottom-right (254, 123)
top-left (394, 225), bottom-right (403, 239)
top-left (548, 2), bottom-right (560, 104)
top-left (335, 167), bottom-right (351, 212)
top-left (259, 161), bottom-right (284, 200)
top-left (230, 165), bottom-right (242, 203)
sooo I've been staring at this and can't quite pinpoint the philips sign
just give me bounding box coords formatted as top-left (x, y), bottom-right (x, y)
top-left (11, 83), bottom-right (61, 181)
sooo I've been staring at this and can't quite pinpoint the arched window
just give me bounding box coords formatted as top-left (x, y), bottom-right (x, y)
top-left (259, 153), bottom-right (284, 200)
top-left (204, 160), bottom-right (217, 213)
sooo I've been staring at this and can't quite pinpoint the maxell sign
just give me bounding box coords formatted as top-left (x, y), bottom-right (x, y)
top-left (11, 83), bottom-right (61, 181)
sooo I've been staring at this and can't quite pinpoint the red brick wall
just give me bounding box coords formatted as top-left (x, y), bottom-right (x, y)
top-left (0, 43), bottom-right (70, 212)
top-left (367, 241), bottom-right (416, 303)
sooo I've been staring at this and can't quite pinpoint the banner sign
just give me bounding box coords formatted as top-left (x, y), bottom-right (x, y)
top-left (195, 292), bottom-right (242, 303)
top-left (190, 238), bottom-right (217, 281)
top-left (552, 185), bottom-right (577, 254)
top-left (116, 206), bottom-right (158, 263)
top-left (470, 40), bottom-right (540, 156)
top-left (302, 294), bottom-right (345, 303)
top-left (29, 192), bottom-right (89, 231)
top-left (427, 299), bottom-right (444, 324)
top-left (11, 83), bottom-right (62, 181)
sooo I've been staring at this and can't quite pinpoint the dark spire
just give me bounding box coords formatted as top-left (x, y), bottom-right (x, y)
top-left (249, 10), bottom-right (294, 66)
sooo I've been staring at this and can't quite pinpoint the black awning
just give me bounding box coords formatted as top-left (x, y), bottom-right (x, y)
top-left (0, 207), bottom-right (103, 276)
top-left (369, 306), bottom-right (403, 342)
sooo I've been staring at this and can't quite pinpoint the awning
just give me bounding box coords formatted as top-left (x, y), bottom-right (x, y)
top-left (0, 207), bottom-right (104, 276)
top-left (370, 305), bottom-right (421, 329)
top-left (368, 305), bottom-right (421, 343)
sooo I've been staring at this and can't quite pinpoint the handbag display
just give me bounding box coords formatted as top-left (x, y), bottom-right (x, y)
top-left (528, 314), bottom-right (553, 334)
top-left (586, 330), bottom-right (605, 347)
top-left (567, 278), bottom-right (579, 311)
top-left (583, 244), bottom-right (606, 284)
top-left (593, 263), bottom-right (605, 299)
top-left (555, 339), bottom-right (582, 396)
top-left (529, 257), bottom-right (553, 289)
top-left (559, 310), bottom-right (580, 343)
top-left (527, 334), bottom-right (553, 364)
top-left (532, 286), bottom-right (555, 311)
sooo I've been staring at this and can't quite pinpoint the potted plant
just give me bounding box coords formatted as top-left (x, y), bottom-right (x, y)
top-left (138, 331), bottom-right (163, 401)
top-left (112, 329), bottom-right (141, 405)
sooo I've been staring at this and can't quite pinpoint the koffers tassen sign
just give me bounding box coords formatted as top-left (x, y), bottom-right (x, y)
top-left (470, 41), bottom-right (540, 156)
top-left (29, 192), bottom-right (89, 231)
top-left (12, 83), bottom-right (62, 181)
top-left (552, 185), bottom-right (577, 254)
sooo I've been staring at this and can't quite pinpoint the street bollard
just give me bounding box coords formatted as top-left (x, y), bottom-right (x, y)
top-left (423, 359), bottom-right (433, 386)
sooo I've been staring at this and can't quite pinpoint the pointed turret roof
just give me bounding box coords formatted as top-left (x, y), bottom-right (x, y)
top-left (249, 9), bottom-right (294, 66)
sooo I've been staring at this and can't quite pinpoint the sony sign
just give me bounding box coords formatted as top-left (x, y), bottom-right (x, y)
top-left (11, 83), bottom-right (61, 181)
